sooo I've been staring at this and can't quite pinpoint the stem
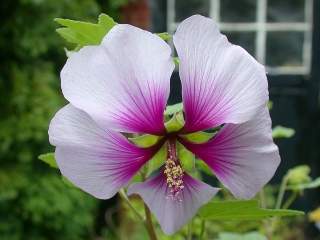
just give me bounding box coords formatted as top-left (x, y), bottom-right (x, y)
top-left (118, 189), bottom-right (144, 222)
top-left (267, 176), bottom-right (290, 238)
top-left (140, 156), bottom-right (158, 240)
top-left (259, 189), bottom-right (267, 208)
top-left (199, 220), bottom-right (206, 240)
top-left (144, 203), bottom-right (158, 240)
top-left (187, 220), bottom-right (193, 240)
top-left (276, 176), bottom-right (289, 209)
top-left (282, 191), bottom-right (298, 209)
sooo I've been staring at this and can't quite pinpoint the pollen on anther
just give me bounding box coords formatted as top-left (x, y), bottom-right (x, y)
top-left (164, 141), bottom-right (184, 201)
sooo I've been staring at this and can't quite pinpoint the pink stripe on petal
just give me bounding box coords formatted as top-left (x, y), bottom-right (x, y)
top-left (173, 15), bottom-right (269, 132)
top-left (61, 24), bottom-right (174, 135)
top-left (127, 172), bottom-right (219, 235)
top-left (49, 104), bottom-right (154, 199)
top-left (182, 108), bottom-right (280, 199)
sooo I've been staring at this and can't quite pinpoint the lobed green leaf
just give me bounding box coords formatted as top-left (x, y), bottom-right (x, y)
top-left (55, 13), bottom-right (116, 47)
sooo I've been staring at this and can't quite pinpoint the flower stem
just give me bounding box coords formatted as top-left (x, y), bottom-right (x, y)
top-left (199, 220), bottom-right (206, 240)
top-left (259, 189), bottom-right (267, 208)
top-left (144, 203), bottom-right (158, 240)
top-left (266, 176), bottom-right (290, 238)
top-left (187, 220), bottom-right (193, 240)
top-left (282, 191), bottom-right (298, 209)
top-left (276, 175), bottom-right (289, 209)
top-left (118, 189), bottom-right (144, 222)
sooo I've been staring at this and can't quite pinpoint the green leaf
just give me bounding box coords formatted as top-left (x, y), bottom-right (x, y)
top-left (287, 177), bottom-right (320, 191)
top-left (62, 176), bottom-right (76, 188)
top-left (196, 160), bottom-right (212, 175)
top-left (147, 145), bottom-right (166, 175)
top-left (131, 171), bottom-right (144, 183)
top-left (157, 32), bottom-right (172, 41)
top-left (129, 134), bottom-right (162, 148)
top-left (272, 126), bottom-right (295, 139)
top-left (268, 101), bottom-right (273, 110)
top-left (55, 13), bottom-right (116, 47)
top-left (165, 102), bottom-right (183, 115)
top-left (199, 200), bottom-right (304, 221)
top-left (181, 131), bottom-right (215, 144)
top-left (177, 142), bottom-right (195, 172)
top-left (38, 153), bottom-right (58, 168)
top-left (165, 112), bottom-right (185, 133)
top-left (98, 13), bottom-right (116, 29)
top-left (217, 232), bottom-right (267, 240)
top-left (173, 57), bottom-right (180, 66)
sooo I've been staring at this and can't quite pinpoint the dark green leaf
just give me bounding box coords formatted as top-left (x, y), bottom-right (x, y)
top-left (199, 200), bottom-right (304, 221)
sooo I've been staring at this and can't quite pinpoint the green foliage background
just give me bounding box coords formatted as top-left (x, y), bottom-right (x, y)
top-left (0, 0), bottom-right (127, 239)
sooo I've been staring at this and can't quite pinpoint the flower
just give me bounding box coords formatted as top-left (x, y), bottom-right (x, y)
top-left (49, 15), bottom-right (280, 234)
top-left (309, 207), bottom-right (320, 230)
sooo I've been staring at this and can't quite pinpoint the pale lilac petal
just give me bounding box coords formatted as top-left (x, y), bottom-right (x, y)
top-left (61, 24), bottom-right (174, 135)
top-left (173, 15), bottom-right (269, 132)
top-left (128, 172), bottom-right (219, 234)
top-left (181, 108), bottom-right (280, 199)
top-left (49, 104), bottom-right (154, 199)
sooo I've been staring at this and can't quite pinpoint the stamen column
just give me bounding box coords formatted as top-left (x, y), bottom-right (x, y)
top-left (164, 139), bottom-right (184, 200)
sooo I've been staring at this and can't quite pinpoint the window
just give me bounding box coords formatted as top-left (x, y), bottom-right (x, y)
top-left (167, 0), bottom-right (313, 75)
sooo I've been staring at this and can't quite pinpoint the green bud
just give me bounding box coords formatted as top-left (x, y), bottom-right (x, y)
top-left (286, 165), bottom-right (312, 185)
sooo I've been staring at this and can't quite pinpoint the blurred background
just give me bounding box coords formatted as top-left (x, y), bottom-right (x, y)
top-left (0, 0), bottom-right (319, 239)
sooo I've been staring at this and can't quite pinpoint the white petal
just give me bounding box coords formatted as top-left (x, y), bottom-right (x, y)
top-left (128, 172), bottom-right (218, 234)
top-left (173, 15), bottom-right (269, 132)
top-left (49, 104), bottom-right (154, 199)
top-left (61, 24), bottom-right (174, 134)
top-left (182, 108), bottom-right (280, 199)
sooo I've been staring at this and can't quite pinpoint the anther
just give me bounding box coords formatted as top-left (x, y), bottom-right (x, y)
top-left (164, 139), bottom-right (184, 201)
